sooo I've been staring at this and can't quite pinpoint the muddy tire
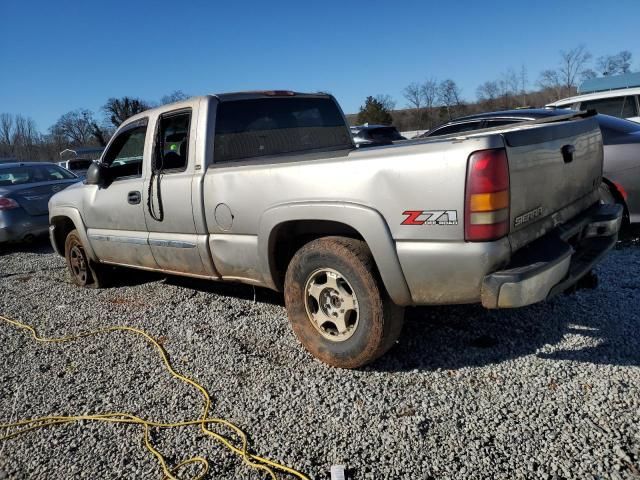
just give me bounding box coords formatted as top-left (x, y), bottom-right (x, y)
top-left (64, 229), bottom-right (111, 288)
top-left (284, 236), bottom-right (404, 368)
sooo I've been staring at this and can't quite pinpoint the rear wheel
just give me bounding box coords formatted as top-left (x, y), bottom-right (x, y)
top-left (64, 229), bottom-right (111, 288)
top-left (284, 236), bottom-right (404, 368)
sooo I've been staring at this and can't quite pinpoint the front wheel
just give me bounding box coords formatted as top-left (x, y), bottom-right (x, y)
top-left (64, 229), bottom-right (111, 288)
top-left (284, 236), bottom-right (404, 368)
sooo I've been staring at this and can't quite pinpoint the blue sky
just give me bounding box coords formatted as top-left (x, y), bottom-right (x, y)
top-left (2, 0), bottom-right (639, 132)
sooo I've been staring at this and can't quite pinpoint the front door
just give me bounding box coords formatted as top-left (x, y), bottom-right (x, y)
top-left (143, 108), bottom-right (212, 276)
top-left (83, 119), bottom-right (158, 269)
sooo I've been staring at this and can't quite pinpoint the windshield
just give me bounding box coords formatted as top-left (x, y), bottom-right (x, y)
top-left (0, 165), bottom-right (77, 186)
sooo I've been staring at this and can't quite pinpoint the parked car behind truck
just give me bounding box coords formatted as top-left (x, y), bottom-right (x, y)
top-left (421, 109), bottom-right (640, 226)
top-left (48, 92), bottom-right (621, 368)
top-left (0, 162), bottom-right (80, 243)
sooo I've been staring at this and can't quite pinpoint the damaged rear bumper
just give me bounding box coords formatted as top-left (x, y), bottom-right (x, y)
top-left (481, 203), bottom-right (622, 309)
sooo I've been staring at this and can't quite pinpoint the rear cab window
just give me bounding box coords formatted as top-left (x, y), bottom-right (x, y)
top-left (485, 119), bottom-right (521, 128)
top-left (429, 121), bottom-right (484, 136)
top-left (213, 96), bottom-right (353, 164)
top-left (581, 96), bottom-right (639, 118)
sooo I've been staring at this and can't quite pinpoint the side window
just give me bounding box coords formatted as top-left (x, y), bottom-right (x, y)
top-left (103, 125), bottom-right (147, 180)
top-left (485, 119), bottom-right (521, 128)
top-left (430, 121), bottom-right (483, 136)
top-left (581, 96), bottom-right (639, 118)
top-left (154, 111), bottom-right (191, 172)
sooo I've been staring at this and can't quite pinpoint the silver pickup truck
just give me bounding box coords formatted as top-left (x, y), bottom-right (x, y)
top-left (48, 91), bottom-right (622, 368)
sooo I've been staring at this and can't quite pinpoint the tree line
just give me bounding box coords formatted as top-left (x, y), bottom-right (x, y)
top-left (355, 46), bottom-right (636, 131)
top-left (0, 91), bottom-right (188, 162)
top-left (1, 45), bottom-right (637, 161)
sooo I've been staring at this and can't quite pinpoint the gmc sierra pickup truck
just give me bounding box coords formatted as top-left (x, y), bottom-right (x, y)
top-left (48, 91), bottom-right (622, 368)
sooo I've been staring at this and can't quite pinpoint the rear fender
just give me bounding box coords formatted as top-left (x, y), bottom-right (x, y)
top-left (258, 202), bottom-right (413, 306)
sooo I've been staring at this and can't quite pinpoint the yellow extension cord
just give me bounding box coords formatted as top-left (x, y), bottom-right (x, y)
top-left (0, 314), bottom-right (310, 480)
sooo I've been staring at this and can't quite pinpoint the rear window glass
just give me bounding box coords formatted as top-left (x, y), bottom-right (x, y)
top-left (429, 121), bottom-right (484, 136)
top-left (368, 127), bottom-right (404, 142)
top-left (581, 96), bottom-right (638, 118)
top-left (214, 97), bottom-right (353, 163)
top-left (0, 165), bottom-right (76, 186)
top-left (485, 119), bottom-right (521, 128)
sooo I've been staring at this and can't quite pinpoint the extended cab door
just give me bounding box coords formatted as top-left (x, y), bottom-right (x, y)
top-left (143, 107), bottom-right (214, 277)
top-left (83, 118), bottom-right (158, 268)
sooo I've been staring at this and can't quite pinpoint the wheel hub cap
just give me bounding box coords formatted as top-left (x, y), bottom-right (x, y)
top-left (69, 244), bottom-right (88, 284)
top-left (304, 268), bottom-right (359, 342)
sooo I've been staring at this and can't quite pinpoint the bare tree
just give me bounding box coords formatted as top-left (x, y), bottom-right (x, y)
top-left (0, 113), bottom-right (13, 147)
top-left (438, 79), bottom-right (462, 120)
top-left (476, 80), bottom-right (500, 107)
top-left (403, 82), bottom-right (423, 110)
top-left (403, 82), bottom-right (425, 128)
top-left (538, 69), bottom-right (563, 100)
top-left (103, 97), bottom-right (151, 127)
top-left (597, 55), bottom-right (619, 76)
top-left (596, 51), bottom-right (633, 76)
top-left (13, 115), bottom-right (40, 160)
top-left (420, 79), bottom-right (438, 128)
top-left (160, 90), bottom-right (189, 105)
top-left (375, 94), bottom-right (396, 112)
top-left (618, 50), bottom-right (632, 74)
top-left (559, 45), bottom-right (592, 89)
top-left (49, 109), bottom-right (97, 146)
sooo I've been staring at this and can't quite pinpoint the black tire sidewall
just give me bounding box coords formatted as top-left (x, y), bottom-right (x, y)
top-left (285, 239), bottom-right (384, 367)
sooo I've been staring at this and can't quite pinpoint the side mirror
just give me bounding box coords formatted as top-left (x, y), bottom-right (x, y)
top-left (85, 162), bottom-right (107, 185)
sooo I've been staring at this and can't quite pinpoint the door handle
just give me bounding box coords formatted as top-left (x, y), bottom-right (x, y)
top-left (561, 144), bottom-right (575, 164)
top-left (127, 191), bottom-right (141, 204)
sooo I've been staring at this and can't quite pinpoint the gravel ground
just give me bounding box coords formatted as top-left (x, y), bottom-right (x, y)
top-left (0, 239), bottom-right (639, 480)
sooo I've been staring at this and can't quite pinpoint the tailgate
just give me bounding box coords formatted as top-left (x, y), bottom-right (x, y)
top-left (503, 117), bottom-right (602, 247)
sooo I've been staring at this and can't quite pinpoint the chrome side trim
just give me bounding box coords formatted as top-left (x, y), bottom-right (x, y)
top-left (88, 234), bottom-right (148, 245)
top-left (148, 239), bottom-right (197, 248)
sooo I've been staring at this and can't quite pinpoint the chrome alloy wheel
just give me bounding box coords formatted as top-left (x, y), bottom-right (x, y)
top-left (304, 268), bottom-right (359, 342)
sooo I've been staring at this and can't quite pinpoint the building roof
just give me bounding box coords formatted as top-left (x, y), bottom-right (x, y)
top-left (579, 72), bottom-right (640, 94)
top-left (546, 86), bottom-right (640, 107)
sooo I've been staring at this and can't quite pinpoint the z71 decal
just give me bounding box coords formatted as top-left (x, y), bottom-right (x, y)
top-left (402, 210), bottom-right (459, 226)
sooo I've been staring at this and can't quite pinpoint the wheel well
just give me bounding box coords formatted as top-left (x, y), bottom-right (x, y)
top-left (602, 178), bottom-right (630, 223)
top-left (51, 216), bottom-right (76, 256)
top-left (268, 220), bottom-right (364, 291)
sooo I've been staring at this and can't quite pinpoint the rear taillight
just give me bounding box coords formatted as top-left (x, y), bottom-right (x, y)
top-left (465, 148), bottom-right (510, 241)
top-left (0, 197), bottom-right (19, 210)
